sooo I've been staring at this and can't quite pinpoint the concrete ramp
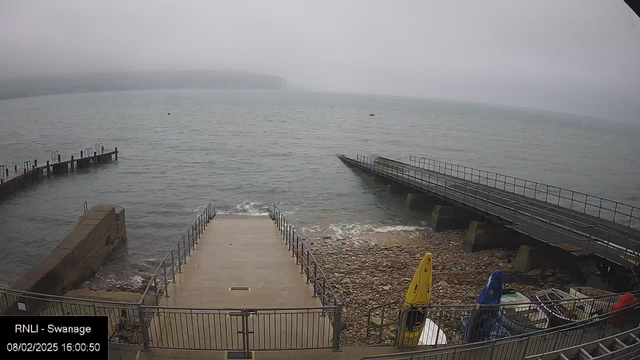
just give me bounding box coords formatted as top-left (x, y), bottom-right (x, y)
top-left (162, 215), bottom-right (320, 308)
top-left (148, 215), bottom-right (333, 351)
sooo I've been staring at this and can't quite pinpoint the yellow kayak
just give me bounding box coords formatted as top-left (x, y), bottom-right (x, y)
top-left (399, 252), bottom-right (432, 346)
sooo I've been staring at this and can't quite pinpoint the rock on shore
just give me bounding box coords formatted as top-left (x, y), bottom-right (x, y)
top-left (308, 229), bottom-right (590, 345)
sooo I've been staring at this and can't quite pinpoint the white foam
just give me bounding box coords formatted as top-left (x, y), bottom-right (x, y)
top-left (216, 201), bottom-right (270, 216)
top-left (372, 225), bottom-right (430, 233)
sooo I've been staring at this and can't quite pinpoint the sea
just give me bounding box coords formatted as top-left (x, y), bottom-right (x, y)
top-left (0, 89), bottom-right (638, 289)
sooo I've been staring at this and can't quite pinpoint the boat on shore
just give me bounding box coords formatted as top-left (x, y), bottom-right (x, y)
top-left (535, 288), bottom-right (593, 326)
top-left (569, 286), bottom-right (617, 315)
top-left (499, 289), bottom-right (549, 333)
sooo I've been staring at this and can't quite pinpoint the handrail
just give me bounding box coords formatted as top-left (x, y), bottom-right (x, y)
top-left (139, 204), bottom-right (215, 305)
top-left (409, 155), bottom-right (640, 230)
top-left (352, 155), bottom-right (639, 270)
top-left (366, 290), bottom-right (640, 344)
top-left (0, 286), bottom-right (139, 306)
top-left (272, 204), bottom-right (340, 307)
top-left (362, 301), bottom-right (640, 359)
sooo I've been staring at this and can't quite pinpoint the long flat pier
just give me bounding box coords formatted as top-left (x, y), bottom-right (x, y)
top-left (339, 154), bottom-right (640, 271)
top-left (148, 215), bottom-right (333, 351)
top-left (0, 147), bottom-right (118, 199)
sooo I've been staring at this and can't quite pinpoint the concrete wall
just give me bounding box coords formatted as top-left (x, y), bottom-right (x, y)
top-left (11, 204), bottom-right (126, 295)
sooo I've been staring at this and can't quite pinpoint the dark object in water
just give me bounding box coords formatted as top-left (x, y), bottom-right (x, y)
top-left (369, 113), bottom-right (375, 116)
top-left (168, 112), bottom-right (171, 115)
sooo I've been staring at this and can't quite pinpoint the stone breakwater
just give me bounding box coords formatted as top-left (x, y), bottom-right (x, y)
top-left (307, 229), bottom-right (597, 346)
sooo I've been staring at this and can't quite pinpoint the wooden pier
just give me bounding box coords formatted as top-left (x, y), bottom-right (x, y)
top-left (0, 147), bottom-right (118, 200)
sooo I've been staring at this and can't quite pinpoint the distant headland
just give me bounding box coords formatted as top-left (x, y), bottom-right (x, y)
top-left (0, 71), bottom-right (305, 100)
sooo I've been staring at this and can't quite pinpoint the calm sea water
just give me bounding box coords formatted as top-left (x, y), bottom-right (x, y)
top-left (1, 90), bottom-right (639, 288)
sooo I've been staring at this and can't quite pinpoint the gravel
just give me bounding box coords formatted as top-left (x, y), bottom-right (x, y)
top-left (308, 229), bottom-right (595, 346)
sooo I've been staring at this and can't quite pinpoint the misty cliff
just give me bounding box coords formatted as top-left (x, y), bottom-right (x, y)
top-left (0, 71), bottom-right (290, 100)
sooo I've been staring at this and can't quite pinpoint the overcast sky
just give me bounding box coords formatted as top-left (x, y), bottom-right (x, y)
top-left (1, 0), bottom-right (639, 123)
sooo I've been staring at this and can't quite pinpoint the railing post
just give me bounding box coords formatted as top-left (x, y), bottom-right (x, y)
top-left (306, 251), bottom-right (310, 283)
top-left (332, 305), bottom-right (342, 351)
top-left (171, 249), bottom-right (176, 282)
top-left (137, 304), bottom-right (150, 351)
top-left (313, 263), bottom-right (317, 297)
top-left (162, 263), bottom-right (170, 297)
top-left (300, 242), bottom-right (304, 274)
top-left (178, 240), bottom-right (183, 271)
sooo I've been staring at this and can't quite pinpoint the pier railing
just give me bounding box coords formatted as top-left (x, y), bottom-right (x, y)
top-left (362, 301), bottom-right (640, 360)
top-left (272, 205), bottom-right (340, 308)
top-left (366, 291), bottom-right (639, 346)
top-left (0, 287), bottom-right (143, 344)
top-left (409, 155), bottom-right (640, 230)
top-left (353, 155), bottom-right (640, 270)
top-left (272, 205), bottom-right (343, 350)
top-left (139, 204), bottom-right (215, 306)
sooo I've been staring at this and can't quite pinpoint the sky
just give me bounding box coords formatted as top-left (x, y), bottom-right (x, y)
top-left (1, 0), bottom-right (639, 124)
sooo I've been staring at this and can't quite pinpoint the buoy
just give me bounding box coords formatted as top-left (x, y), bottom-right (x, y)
top-left (168, 112), bottom-right (171, 115)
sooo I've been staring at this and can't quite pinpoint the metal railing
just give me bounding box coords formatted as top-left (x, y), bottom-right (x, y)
top-left (350, 155), bottom-right (640, 271)
top-left (272, 204), bottom-right (342, 350)
top-left (272, 205), bottom-right (340, 308)
top-left (409, 156), bottom-right (640, 230)
top-left (142, 305), bottom-right (337, 351)
top-left (362, 301), bottom-right (640, 360)
top-left (367, 291), bottom-right (639, 346)
top-left (0, 287), bottom-right (143, 344)
top-left (140, 204), bottom-right (215, 306)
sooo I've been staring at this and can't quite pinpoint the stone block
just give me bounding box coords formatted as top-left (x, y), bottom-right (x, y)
top-left (430, 205), bottom-right (472, 232)
top-left (11, 204), bottom-right (125, 296)
top-left (405, 193), bottom-right (437, 211)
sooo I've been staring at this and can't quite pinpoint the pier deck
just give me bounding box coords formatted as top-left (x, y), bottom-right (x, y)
top-left (339, 154), bottom-right (640, 271)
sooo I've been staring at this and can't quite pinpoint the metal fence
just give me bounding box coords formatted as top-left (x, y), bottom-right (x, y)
top-left (272, 204), bottom-right (341, 308)
top-left (142, 305), bottom-right (337, 351)
top-left (409, 155), bottom-right (640, 231)
top-left (362, 302), bottom-right (640, 360)
top-left (0, 287), bottom-right (143, 344)
top-left (139, 204), bottom-right (215, 306)
top-left (351, 155), bottom-right (639, 272)
top-left (0, 203), bottom-right (342, 353)
top-left (367, 291), bottom-right (639, 347)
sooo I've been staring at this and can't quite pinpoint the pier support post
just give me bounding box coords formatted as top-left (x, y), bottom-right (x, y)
top-left (115, 147), bottom-right (118, 160)
top-left (405, 193), bottom-right (437, 211)
top-left (46, 161), bottom-right (50, 176)
top-left (71, 156), bottom-right (74, 170)
top-left (430, 205), bottom-right (472, 232)
top-left (463, 221), bottom-right (510, 252)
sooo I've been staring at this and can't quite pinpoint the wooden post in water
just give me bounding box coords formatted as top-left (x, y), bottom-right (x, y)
top-left (115, 147), bottom-right (118, 161)
top-left (71, 156), bottom-right (74, 170)
top-left (94, 152), bottom-right (97, 164)
top-left (46, 161), bottom-right (50, 176)
top-left (14, 165), bottom-right (17, 173)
